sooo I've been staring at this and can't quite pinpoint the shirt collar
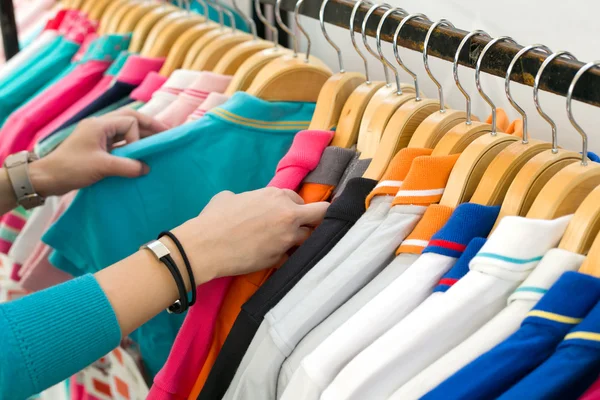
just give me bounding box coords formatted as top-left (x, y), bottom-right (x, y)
top-left (509, 248), bottom-right (586, 304)
top-left (396, 204), bottom-right (453, 255)
top-left (78, 34), bottom-right (132, 64)
top-left (115, 54), bottom-right (165, 85)
top-left (187, 71), bottom-right (233, 94)
top-left (325, 178), bottom-right (377, 222)
top-left (434, 237), bottom-right (487, 292)
top-left (470, 215), bottom-right (573, 281)
top-left (423, 203), bottom-right (500, 258)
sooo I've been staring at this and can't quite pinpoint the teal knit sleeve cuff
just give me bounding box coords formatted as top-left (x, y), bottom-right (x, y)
top-left (0, 274), bottom-right (121, 399)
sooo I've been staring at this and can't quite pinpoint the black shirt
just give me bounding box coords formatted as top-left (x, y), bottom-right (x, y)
top-left (197, 177), bottom-right (377, 400)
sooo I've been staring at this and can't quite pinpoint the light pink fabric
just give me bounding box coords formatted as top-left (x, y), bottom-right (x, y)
top-left (31, 55), bottom-right (165, 144)
top-left (186, 93), bottom-right (231, 122)
top-left (148, 129), bottom-right (333, 400)
top-left (130, 71), bottom-right (168, 102)
top-left (155, 72), bottom-right (232, 127)
top-left (0, 59), bottom-right (111, 164)
top-left (19, 192), bottom-right (75, 292)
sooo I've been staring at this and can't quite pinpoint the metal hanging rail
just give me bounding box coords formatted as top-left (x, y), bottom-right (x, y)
top-left (261, 0), bottom-right (600, 108)
top-left (0, 0), bottom-right (19, 60)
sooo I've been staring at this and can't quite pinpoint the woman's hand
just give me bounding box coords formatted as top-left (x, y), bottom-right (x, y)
top-left (30, 108), bottom-right (168, 197)
top-left (168, 188), bottom-right (330, 282)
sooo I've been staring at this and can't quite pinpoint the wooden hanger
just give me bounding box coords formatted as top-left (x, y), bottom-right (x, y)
top-left (355, 5), bottom-right (415, 157)
top-left (526, 61), bottom-right (600, 223)
top-left (141, 8), bottom-right (206, 58)
top-left (307, 0), bottom-right (366, 131)
top-left (560, 186), bottom-right (600, 255)
top-left (437, 36), bottom-right (525, 208)
top-left (81, 0), bottom-right (102, 16)
top-left (470, 44), bottom-right (560, 207)
top-left (495, 50), bottom-right (582, 225)
top-left (224, 47), bottom-right (293, 94)
top-left (99, 0), bottom-right (140, 34)
top-left (127, 6), bottom-right (183, 51)
top-left (87, 0), bottom-right (114, 21)
top-left (362, 14), bottom-right (444, 180)
top-left (159, 21), bottom-right (220, 76)
top-left (245, 0), bottom-right (332, 102)
top-left (407, 20), bottom-right (467, 149)
top-left (117, 1), bottom-right (165, 34)
top-left (580, 226), bottom-right (600, 276)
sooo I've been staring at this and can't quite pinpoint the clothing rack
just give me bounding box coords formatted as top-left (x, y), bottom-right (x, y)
top-left (264, 0), bottom-right (600, 109)
top-left (0, 0), bottom-right (18, 60)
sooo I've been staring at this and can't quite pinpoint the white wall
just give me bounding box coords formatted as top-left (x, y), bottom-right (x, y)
top-left (294, 0), bottom-right (600, 154)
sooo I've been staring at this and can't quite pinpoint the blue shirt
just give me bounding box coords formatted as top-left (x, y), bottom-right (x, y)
top-left (423, 271), bottom-right (600, 400)
top-left (434, 237), bottom-right (487, 293)
top-left (498, 298), bottom-right (600, 400)
top-left (42, 92), bottom-right (315, 376)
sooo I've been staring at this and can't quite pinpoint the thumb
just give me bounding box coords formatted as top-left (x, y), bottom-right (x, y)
top-left (104, 155), bottom-right (149, 179)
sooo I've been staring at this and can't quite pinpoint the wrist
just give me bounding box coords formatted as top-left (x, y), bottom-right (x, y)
top-left (28, 157), bottom-right (59, 198)
top-left (159, 233), bottom-right (215, 289)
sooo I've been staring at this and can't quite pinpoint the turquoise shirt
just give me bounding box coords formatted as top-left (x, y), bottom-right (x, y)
top-left (43, 92), bottom-right (315, 375)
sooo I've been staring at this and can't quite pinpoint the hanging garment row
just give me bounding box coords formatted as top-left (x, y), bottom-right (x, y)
top-left (1, 0), bottom-right (600, 399)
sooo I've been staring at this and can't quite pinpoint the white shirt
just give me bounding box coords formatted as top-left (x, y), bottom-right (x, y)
top-left (390, 247), bottom-right (586, 400)
top-left (0, 30), bottom-right (59, 81)
top-left (323, 214), bottom-right (572, 400)
top-left (138, 69), bottom-right (202, 116)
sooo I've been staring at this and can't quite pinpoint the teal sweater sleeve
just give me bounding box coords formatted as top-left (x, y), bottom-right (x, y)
top-left (0, 274), bottom-right (122, 399)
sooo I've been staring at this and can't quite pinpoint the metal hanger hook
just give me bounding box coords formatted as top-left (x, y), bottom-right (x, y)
top-left (377, 8), bottom-right (408, 95)
top-left (534, 51), bottom-right (578, 153)
top-left (424, 19), bottom-right (455, 112)
top-left (363, 3), bottom-right (393, 86)
top-left (276, 0), bottom-right (298, 56)
top-left (206, 0), bottom-right (226, 29)
top-left (294, 0), bottom-right (311, 62)
top-left (221, 4), bottom-right (236, 31)
top-left (350, 0), bottom-right (373, 82)
top-left (475, 36), bottom-right (518, 135)
top-left (393, 13), bottom-right (431, 101)
top-left (231, 0), bottom-right (257, 39)
top-left (567, 60), bottom-right (600, 166)
top-left (320, 0), bottom-right (344, 72)
top-left (453, 30), bottom-right (490, 124)
top-left (254, 0), bottom-right (278, 47)
top-left (505, 44), bottom-right (552, 144)
top-left (196, 0), bottom-right (209, 20)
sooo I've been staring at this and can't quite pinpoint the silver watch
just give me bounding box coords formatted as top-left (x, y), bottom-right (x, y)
top-left (3, 151), bottom-right (45, 210)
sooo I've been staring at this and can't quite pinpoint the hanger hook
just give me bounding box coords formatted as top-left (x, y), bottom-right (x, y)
top-left (393, 13), bottom-right (431, 101)
top-left (534, 51), bottom-right (578, 153)
top-left (363, 3), bottom-right (393, 85)
top-left (294, 0), bottom-right (311, 62)
top-left (377, 8), bottom-right (408, 95)
top-left (276, 0), bottom-right (298, 56)
top-left (231, 0), bottom-right (257, 39)
top-left (424, 19), bottom-right (455, 112)
top-left (350, 0), bottom-right (373, 82)
top-left (475, 36), bottom-right (518, 135)
top-left (254, 0), bottom-right (278, 47)
top-left (206, 0), bottom-right (225, 29)
top-left (567, 61), bottom-right (599, 166)
top-left (453, 30), bottom-right (491, 124)
top-left (320, 0), bottom-right (344, 72)
top-left (221, 5), bottom-right (236, 32)
top-left (506, 44), bottom-right (552, 144)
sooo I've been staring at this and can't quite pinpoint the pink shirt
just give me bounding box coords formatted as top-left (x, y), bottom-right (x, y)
top-left (19, 192), bottom-right (76, 292)
top-left (155, 72), bottom-right (232, 128)
top-left (130, 72), bottom-right (168, 103)
top-left (148, 129), bottom-right (333, 400)
top-left (186, 93), bottom-right (231, 122)
top-left (30, 55), bottom-right (165, 144)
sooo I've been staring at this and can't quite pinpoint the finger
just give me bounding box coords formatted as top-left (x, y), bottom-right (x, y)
top-left (102, 116), bottom-right (139, 144)
top-left (105, 109), bottom-right (169, 138)
top-left (293, 226), bottom-right (312, 246)
top-left (103, 155), bottom-right (149, 178)
top-left (282, 189), bottom-right (305, 205)
top-left (296, 202), bottom-right (329, 226)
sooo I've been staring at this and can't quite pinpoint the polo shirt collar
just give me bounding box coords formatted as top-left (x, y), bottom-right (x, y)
top-left (78, 34), bottom-right (132, 64)
top-left (434, 237), bottom-right (487, 292)
top-left (130, 72), bottom-right (167, 102)
top-left (396, 204), bottom-right (454, 255)
top-left (114, 54), bottom-right (165, 85)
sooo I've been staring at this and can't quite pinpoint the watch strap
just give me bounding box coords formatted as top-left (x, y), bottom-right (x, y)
top-left (4, 151), bottom-right (44, 210)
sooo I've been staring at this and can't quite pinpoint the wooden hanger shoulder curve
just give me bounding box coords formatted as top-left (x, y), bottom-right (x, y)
top-left (308, 72), bottom-right (366, 131)
top-left (224, 47), bottom-right (291, 94)
top-left (359, 91), bottom-right (417, 159)
top-left (100, 0), bottom-right (140, 34)
top-left (141, 13), bottom-right (206, 58)
top-left (116, 2), bottom-right (163, 34)
top-left (579, 230), bottom-right (600, 276)
top-left (438, 131), bottom-right (518, 208)
top-left (407, 109), bottom-right (467, 149)
top-left (558, 184), bottom-right (600, 255)
top-left (526, 162), bottom-right (600, 220)
top-left (181, 28), bottom-right (228, 69)
top-left (191, 31), bottom-right (254, 71)
top-left (362, 98), bottom-right (441, 180)
top-left (87, 0), bottom-right (113, 21)
top-left (127, 6), bottom-right (180, 52)
top-left (245, 54), bottom-right (333, 102)
top-left (212, 40), bottom-right (276, 75)
top-left (329, 80), bottom-right (386, 148)
top-left (159, 22), bottom-right (220, 77)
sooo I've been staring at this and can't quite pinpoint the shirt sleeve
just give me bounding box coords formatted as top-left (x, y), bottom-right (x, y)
top-left (0, 274), bottom-right (121, 399)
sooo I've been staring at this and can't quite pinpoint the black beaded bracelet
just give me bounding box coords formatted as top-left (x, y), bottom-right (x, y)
top-left (159, 231), bottom-right (197, 307)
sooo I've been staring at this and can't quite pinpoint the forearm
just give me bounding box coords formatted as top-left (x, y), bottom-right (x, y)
top-left (0, 167), bottom-right (17, 214)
